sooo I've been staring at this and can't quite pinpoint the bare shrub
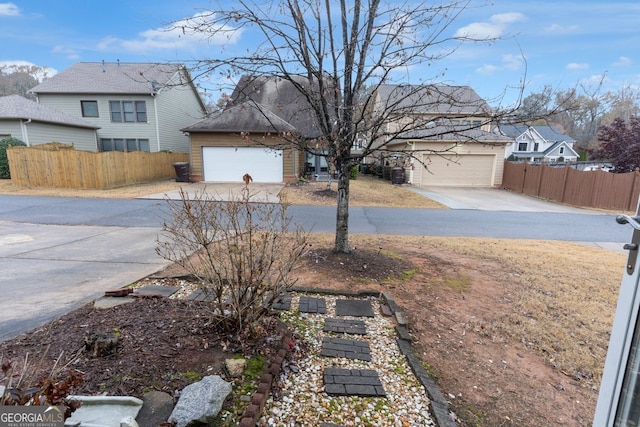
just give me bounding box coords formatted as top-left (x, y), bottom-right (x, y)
top-left (156, 186), bottom-right (309, 334)
top-left (1, 348), bottom-right (83, 419)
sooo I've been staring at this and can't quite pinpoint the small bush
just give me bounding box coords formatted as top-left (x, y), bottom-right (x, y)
top-left (349, 165), bottom-right (359, 180)
top-left (0, 137), bottom-right (27, 179)
top-left (156, 185), bottom-right (309, 334)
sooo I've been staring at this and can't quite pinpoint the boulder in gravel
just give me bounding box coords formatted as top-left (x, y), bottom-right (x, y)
top-left (168, 376), bottom-right (232, 427)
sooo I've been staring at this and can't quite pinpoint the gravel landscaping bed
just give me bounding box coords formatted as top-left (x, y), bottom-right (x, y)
top-left (259, 294), bottom-right (436, 427)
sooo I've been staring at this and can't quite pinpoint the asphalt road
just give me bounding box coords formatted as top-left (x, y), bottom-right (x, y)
top-left (0, 193), bottom-right (632, 341)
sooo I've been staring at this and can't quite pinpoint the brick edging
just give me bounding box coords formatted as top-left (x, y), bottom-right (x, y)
top-left (239, 334), bottom-right (292, 427)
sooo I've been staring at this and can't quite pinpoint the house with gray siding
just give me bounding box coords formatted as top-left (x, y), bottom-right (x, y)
top-left (0, 94), bottom-right (99, 150)
top-left (29, 62), bottom-right (206, 153)
top-left (501, 124), bottom-right (579, 163)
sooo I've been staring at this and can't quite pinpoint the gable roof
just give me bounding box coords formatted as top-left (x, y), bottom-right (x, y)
top-left (182, 102), bottom-right (296, 134)
top-left (500, 124), bottom-right (575, 143)
top-left (229, 75), bottom-right (337, 139)
top-left (0, 95), bottom-right (99, 129)
top-left (29, 62), bottom-right (186, 95)
top-left (543, 141), bottom-right (579, 157)
top-left (375, 84), bottom-right (492, 115)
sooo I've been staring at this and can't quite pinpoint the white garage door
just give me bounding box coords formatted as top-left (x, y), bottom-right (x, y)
top-left (202, 147), bottom-right (283, 183)
top-left (420, 154), bottom-right (495, 186)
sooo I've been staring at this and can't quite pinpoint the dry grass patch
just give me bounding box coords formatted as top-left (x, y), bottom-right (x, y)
top-left (294, 234), bottom-right (625, 425)
top-left (279, 175), bottom-right (446, 208)
top-left (419, 237), bottom-right (624, 382)
top-left (0, 178), bottom-right (184, 199)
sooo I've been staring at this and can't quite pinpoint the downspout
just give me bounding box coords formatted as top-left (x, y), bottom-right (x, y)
top-left (152, 93), bottom-right (161, 152)
top-left (408, 141), bottom-right (415, 184)
top-left (21, 119), bottom-right (32, 146)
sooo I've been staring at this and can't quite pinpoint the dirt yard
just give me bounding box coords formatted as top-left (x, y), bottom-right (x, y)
top-left (0, 177), bottom-right (627, 426)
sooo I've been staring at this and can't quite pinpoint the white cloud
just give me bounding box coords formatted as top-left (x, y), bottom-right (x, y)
top-left (98, 12), bottom-right (243, 54)
top-left (455, 12), bottom-right (525, 39)
top-left (502, 54), bottom-right (523, 71)
top-left (490, 13), bottom-right (526, 25)
top-left (476, 64), bottom-right (499, 75)
top-left (52, 46), bottom-right (80, 60)
top-left (566, 63), bottom-right (589, 70)
top-left (613, 56), bottom-right (633, 67)
top-left (475, 54), bottom-right (523, 75)
top-left (544, 23), bottom-right (579, 34)
top-left (580, 73), bottom-right (609, 87)
top-left (0, 2), bottom-right (19, 16)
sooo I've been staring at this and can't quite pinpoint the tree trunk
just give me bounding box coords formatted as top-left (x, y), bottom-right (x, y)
top-left (334, 167), bottom-right (350, 253)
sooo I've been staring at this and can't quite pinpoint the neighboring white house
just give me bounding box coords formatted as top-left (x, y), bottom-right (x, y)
top-left (501, 124), bottom-right (579, 162)
top-left (29, 61), bottom-right (206, 153)
top-left (0, 94), bottom-right (99, 150)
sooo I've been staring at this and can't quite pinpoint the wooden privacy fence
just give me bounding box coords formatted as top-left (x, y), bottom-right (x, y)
top-left (502, 161), bottom-right (640, 212)
top-left (7, 146), bottom-right (189, 189)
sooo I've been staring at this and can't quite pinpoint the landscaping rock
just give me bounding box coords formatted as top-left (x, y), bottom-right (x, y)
top-left (225, 358), bottom-right (247, 377)
top-left (168, 375), bottom-right (232, 427)
top-left (136, 391), bottom-right (174, 427)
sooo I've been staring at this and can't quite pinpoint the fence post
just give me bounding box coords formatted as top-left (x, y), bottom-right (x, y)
top-left (560, 163), bottom-right (570, 204)
top-left (629, 168), bottom-right (640, 212)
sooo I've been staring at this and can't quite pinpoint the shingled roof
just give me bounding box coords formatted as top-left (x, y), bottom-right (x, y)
top-left (375, 84), bottom-right (492, 115)
top-left (182, 102), bottom-right (296, 134)
top-left (229, 75), bottom-right (337, 139)
top-left (500, 124), bottom-right (576, 143)
top-left (29, 62), bottom-right (185, 95)
top-left (0, 95), bottom-right (99, 129)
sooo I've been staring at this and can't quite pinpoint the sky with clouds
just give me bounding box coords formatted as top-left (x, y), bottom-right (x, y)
top-left (0, 0), bottom-right (638, 107)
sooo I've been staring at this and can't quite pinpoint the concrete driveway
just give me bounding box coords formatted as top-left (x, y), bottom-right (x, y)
top-left (411, 186), bottom-right (606, 214)
top-left (0, 219), bottom-right (169, 341)
top-left (409, 186), bottom-right (626, 253)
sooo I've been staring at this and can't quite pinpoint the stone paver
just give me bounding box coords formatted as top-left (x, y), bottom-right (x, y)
top-left (298, 296), bottom-right (326, 314)
top-left (323, 318), bottom-right (367, 335)
top-left (323, 368), bottom-right (386, 397)
top-left (335, 299), bottom-right (375, 317)
top-left (186, 289), bottom-right (209, 301)
top-left (134, 285), bottom-right (178, 297)
top-left (320, 337), bottom-right (371, 361)
top-left (269, 294), bottom-right (292, 311)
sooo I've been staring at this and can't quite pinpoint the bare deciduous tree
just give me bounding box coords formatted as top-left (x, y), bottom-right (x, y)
top-left (174, 0), bottom-right (523, 253)
top-left (156, 186), bottom-right (309, 333)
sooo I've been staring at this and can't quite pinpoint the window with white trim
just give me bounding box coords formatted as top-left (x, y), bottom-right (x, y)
top-left (518, 142), bottom-right (528, 151)
top-left (559, 146), bottom-right (565, 155)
